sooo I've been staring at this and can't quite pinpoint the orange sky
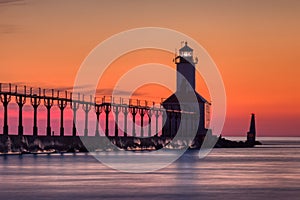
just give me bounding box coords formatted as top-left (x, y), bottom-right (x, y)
top-left (0, 0), bottom-right (299, 136)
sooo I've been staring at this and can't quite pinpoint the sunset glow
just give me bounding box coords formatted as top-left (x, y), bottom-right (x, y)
top-left (0, 0), bottom-right (299, 137)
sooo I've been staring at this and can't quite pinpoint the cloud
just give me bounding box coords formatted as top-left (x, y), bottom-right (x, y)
top-left (0, 24), bottom-right (19, 34)
top-left (0, 1), bottom-right (26, 34)
top-left (96, 88), bottom-right (146, 97)
top-left (6, 82), bottom-right (92, 92)
top-left (53, 84), bottom-right (93, 92)
top-left (0, 0), bottom-right (24, 5)
top-left (48, 85), bottom-right (146, 97)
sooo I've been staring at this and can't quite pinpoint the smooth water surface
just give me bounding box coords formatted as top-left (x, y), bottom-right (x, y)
top-left (0, 139), bottom-right (299, 200)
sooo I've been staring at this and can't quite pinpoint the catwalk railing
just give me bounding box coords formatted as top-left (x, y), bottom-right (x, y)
top-left (0, 83), bottom-right (198, 138)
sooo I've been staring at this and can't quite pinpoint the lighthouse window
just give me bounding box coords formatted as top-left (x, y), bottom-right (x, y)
top-left (181, 51), bottom-right (192, 57)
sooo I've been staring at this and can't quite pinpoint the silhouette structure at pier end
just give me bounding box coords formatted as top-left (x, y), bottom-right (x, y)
top-left (246, 113), bottom-right (257, 146)
top-left (162, 42), bottom-right (211, 140)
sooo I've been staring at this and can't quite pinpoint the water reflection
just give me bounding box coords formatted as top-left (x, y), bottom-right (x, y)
top-left (0, 142), bottom-right (300, 200)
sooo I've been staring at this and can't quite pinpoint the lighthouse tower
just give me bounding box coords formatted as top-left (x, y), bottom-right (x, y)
top-left (162, 42), bottom-right (211, 138)
top-left (176, 42), bottom-right (196, 92)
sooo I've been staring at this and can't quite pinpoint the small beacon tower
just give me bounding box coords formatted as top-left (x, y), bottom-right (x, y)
top-left (246, 113), bottom-right (256, 145)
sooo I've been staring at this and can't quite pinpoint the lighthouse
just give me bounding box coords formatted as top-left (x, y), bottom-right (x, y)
top-left (162, 42), bottom-right (211, 138)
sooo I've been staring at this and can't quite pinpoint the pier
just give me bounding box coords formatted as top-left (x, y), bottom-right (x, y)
top-left (0, 83), bottom-right (201, 152)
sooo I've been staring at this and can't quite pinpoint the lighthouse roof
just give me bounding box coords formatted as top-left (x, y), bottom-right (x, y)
top-left (162, 91), bottom-right (210, 107)
top-left (179, 42), bottom-right (193, 52)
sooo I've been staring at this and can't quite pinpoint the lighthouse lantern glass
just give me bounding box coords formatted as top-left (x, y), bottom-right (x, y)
top-left (181, 51), bottom-right (192, 57)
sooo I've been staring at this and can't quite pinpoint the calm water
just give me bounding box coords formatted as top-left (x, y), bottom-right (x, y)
top-left (0, 138), bottom-right (300, 200)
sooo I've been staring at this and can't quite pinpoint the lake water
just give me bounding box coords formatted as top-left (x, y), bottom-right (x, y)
top-left (0, 138), bottom-right (300, 200)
